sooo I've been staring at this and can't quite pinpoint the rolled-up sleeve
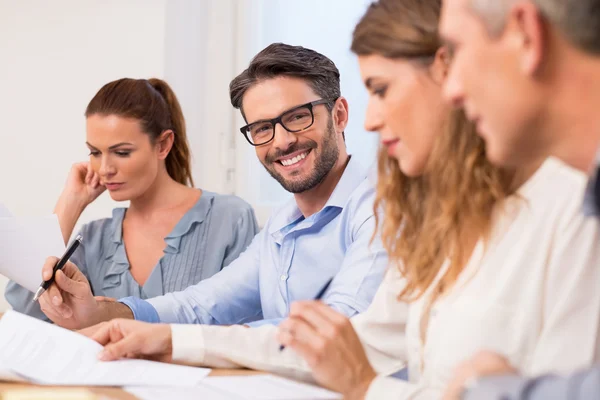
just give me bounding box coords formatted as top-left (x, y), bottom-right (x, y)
top-left (118, 296), bottom-right (160, 323)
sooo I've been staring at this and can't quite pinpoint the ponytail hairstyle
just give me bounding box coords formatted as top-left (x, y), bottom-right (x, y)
top-left (85, 78), bottom-right (194, 186)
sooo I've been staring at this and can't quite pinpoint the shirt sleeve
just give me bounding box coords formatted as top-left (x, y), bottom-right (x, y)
top-left (465, 367), bottom-right (600, 400)
top-left (118, 296), bottom-right (160, 323)
top-left (5, 229), bottom-right (89, 321)
top-left (319, 214), bottom-right (388, 318)
top-left (127, 230), bottom-right (264, 325)
top-left (168, 267), bottom-right (409, 385)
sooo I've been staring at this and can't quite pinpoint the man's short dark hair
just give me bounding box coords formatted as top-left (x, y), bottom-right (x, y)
top-left (229, 43), bottom-right (341, 120)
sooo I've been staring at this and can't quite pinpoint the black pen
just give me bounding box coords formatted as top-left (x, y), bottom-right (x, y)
top-left (280, 277), bottom-right (334, 351)
top-left (32, 235), bottom-right (83, 302)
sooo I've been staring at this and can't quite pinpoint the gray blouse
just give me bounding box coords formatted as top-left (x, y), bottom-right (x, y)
top-left (5, 191), bottom-right (259, 320)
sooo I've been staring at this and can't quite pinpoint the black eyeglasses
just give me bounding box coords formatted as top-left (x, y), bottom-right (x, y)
top-left (240, 99), bottom-right (333, 146)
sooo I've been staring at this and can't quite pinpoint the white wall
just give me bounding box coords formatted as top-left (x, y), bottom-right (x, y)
top-left (0, 0), bottom-right (168, 310)
top-left (0, 0), bottom-right (378, 311)
top-left (163, 0), bottom-right (239, 195)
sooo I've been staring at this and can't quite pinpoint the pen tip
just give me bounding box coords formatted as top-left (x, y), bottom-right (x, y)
top-left (32, 287), bottom-right (44, 302)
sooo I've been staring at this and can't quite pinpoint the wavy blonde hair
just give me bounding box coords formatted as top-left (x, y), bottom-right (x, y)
top-left (353, 0), bottom-right (516, 302)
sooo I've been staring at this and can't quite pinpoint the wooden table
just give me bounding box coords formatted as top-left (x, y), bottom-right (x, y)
top-left (0, 313), bottom-right (263, 399)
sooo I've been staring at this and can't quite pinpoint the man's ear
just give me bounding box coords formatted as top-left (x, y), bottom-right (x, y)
top-left (157, 130), bottom-right (175, 160)
top-left (333, 96), bottom-right (350, 134)
top-left (507, 2), bottom-right (546, 76)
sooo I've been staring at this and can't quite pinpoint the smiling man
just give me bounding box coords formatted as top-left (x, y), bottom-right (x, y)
top-left (37, 43), bottom-right (388, 330)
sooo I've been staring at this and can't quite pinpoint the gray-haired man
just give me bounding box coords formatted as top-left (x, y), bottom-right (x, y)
top-left (439, 0), bottom-right (600, 399)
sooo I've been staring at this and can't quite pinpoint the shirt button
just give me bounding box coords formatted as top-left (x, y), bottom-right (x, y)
top-left (280, 274), bottom-right (287, 281)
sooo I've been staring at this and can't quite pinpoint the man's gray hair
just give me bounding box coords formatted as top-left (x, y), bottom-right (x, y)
top-left (471, 0), bottom-right (600, 54)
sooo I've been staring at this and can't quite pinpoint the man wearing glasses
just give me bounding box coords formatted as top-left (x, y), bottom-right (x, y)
top-left (38, 43), bottom-right (388, 330)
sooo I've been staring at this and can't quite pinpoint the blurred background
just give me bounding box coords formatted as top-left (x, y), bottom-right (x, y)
top-left (0, 0), bottom-right (378, 310)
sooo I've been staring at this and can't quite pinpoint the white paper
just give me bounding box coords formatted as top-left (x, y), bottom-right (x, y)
top-left (126, 386), bottom-right (235, 400)
top-left (0, 364), bottom-right (26, 383)
top-left (0, 214), bottom-right (65, 292)
top-left (0, 311), bottom-right (211, 386)
top-left (202, 375), bottom-right (342, 399)
top-left (126, 376), bottom-right (341, 400)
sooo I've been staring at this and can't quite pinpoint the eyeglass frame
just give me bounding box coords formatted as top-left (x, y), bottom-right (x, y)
top-left (239, 98), bottom-right (335, 146)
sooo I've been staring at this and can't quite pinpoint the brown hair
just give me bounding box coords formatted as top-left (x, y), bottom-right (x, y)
top-left (229, 43), bottom-right (341, 119)
top-left (85, 78), bottom-right (194, 186)
top-left (353, 0), bottom-right (515, 303)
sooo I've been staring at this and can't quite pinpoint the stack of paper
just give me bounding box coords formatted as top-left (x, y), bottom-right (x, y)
top-left (0, 311), bottom-right (211, 386)
top-left (0, 203), bottom-right (65, 292)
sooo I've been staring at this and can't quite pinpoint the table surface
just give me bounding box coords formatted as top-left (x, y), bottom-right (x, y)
top-left (0, 313), bottom-right (263, 399)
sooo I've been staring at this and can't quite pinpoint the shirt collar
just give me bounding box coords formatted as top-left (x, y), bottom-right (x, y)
top-left (268, 155), bottom-right (369, 235)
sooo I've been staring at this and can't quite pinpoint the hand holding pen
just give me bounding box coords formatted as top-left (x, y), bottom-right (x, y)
top-left (276, 278), bottom-right (377, 397)
top-left (279, 277), bottom-right (333, 351)
top-left (33, 235), bottom-right (83, 301)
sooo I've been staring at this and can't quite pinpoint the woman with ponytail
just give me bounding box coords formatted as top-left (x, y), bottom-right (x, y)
top-left (6, 78), bottom-right (259, 320)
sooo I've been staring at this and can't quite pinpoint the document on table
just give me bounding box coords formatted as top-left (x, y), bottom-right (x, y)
top-left (126, 386), bottom-right (235, 400)
top-left (0, 211), bottom-right (65, 292)
top-left (0, 364), bottom-right (26, 383)
top-left (126, 375), bottom-right (342, 400)
top-left (0, 310), bottom-right (211, 386)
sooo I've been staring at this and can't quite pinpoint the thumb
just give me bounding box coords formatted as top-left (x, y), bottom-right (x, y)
top-left (80, 321), bottom-right (108, 340)
top-left (55, 270), bottom-right (90, 299)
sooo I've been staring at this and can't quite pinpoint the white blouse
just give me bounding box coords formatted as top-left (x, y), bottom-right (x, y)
top-left (169, 157), bottom-right (600, 399)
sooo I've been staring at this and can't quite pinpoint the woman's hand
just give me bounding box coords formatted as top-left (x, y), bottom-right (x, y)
top-left (277, 301), bottom-right (377, 400)
top-left (62, 162), bottom-right (105, 207)
top-left (54, 162), bottom-right (106, 243)
top-left (88, 319), bottom-right (173, 363)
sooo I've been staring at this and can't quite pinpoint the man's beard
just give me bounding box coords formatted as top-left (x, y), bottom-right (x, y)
top-left (262, 118), bottom-right (340, 194)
